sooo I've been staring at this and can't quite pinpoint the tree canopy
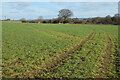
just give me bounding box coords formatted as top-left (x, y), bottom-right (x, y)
top-left (58, 9), bottom-right (73, 21)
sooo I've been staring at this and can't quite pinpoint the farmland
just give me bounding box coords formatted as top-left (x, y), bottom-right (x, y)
top-left (2, 22), bottom-right (118, 78)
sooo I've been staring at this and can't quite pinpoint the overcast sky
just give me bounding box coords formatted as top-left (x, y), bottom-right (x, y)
top-left (2, 2), bottom-right (118, 20)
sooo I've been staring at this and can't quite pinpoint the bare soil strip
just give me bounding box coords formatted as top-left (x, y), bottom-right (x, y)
top-left (27, 32), bottom-right (95, 78)
top-left (97, 33), bottom-right (112, 78)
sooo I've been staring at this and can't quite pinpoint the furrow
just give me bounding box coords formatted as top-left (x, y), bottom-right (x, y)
top-left (30, 32), bottom-right (95, 78)
top-left (97, 33), bottom-right (112, 78)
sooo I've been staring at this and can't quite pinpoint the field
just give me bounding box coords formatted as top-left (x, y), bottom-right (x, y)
top-left (2, 22), bottom-right (118, 78)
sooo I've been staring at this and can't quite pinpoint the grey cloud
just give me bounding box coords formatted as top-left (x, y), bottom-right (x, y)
top-left (17, 3), bottom-right (33, 7)
top-left (65, 2), bottom-right (117, 17)
top-left (24, 9), bottom-right (35, 12)
top-left (70, 2), bottom-right (117, 12)
top-left (5, 2), bottom-right (35, 15)
top-left (9, 11), bottom-right (19, 13)
top-left (11, 2), bottom-right (33, 10)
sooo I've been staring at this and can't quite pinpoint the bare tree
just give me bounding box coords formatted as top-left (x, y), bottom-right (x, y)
top-left (20, 18), bottom-right (27, 23)
top-left (20, 18), bottom-right (26, 21)
top-left (38, 16), bottom-right (43, 20)
top-left (37, 16), bottom-right (43, 23)
top-left (58, 9), bottom-right (73, 22)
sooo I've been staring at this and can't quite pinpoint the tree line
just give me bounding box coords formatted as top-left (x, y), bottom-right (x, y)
top-left (21, 9), bottom-right (119, 25)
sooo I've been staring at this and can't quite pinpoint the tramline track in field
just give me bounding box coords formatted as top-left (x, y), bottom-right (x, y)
top-left (96, 33), bottom-right (112, 78)
top-left (22, 32), bottom-right (95, 78)
top-left (45, 32), bottom-right (108, 78)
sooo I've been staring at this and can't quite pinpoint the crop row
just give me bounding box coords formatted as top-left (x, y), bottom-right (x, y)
top-left (2, 22), bottom-right (118, 78)
top-left (39, 32), bottom-right (113, 78)
top-left (2, 22), bottom-right (93, 78)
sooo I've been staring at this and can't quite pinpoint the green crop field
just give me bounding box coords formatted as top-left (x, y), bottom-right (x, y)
top-left (2, 22), bottom-right (118, 78)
